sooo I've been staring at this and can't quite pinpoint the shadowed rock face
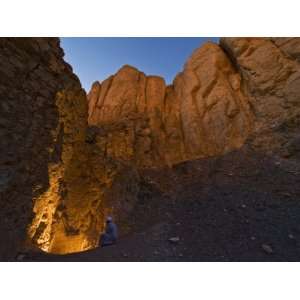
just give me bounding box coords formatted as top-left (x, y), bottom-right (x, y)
top-left (0, 38), bottom-right (93, 258)
top-left (220, 38), bottom-right (300, 155)
top-left (0, 38), bottom-right (139, 258)
top-left (1, 37), bottom-right (300, 259)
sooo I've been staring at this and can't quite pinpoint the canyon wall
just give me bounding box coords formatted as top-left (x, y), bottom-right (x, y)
top-left (1, 37), bottom-right (300, 259)
top-left (88, 42), bottom-right (253, 167)
top-left (88, 38), bottom-right (300, 167)
top-left (0, 38), bottom-right (139, 258)
top-left (0, 38), bottom-right (84, 258)
top-left (220, 38), bottom-right (300, 158)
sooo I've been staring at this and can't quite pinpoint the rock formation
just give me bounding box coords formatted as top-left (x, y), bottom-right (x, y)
top-left (220, 38), bottom-right (300, 157)
top-left (87, 42), bottom-right (254, 168)
top-left (87, 38), bottom-right (300, 169)
top-left (0, 38), bottom-right (87, 258)
top-left (1, 37), bottom-right (300, 259)
top-left (0, 38), bottom-right (139, 258)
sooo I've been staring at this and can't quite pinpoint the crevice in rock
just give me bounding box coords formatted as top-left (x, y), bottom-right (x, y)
top-left (1, 37), bottom-right (300, 260)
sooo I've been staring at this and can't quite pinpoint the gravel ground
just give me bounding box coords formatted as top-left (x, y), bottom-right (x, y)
top-left (27, 148), bottom-right (300, 262)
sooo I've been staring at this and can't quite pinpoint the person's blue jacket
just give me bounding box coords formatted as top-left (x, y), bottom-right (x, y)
top-left (105, 221), bottom-right (118, 242)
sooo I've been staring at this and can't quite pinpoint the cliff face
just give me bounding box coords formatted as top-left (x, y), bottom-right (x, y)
top-left (0, 38), bottom-right (84, 258)
top-left (220, 38), bottom-right (300, 158)
top-left (0, 38), bottom-right (139, 258)
top-left (1, 37), bottom-right (300, 259)
top-left (88, 38), bottom-right (300, 167)
top-left (87, 43), bottom-right (253, 168)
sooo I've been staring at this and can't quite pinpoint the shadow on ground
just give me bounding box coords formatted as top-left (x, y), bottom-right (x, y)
top-left (27, 147), bottom-right (300, 262)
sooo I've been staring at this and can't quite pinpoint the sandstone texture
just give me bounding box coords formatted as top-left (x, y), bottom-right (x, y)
top-left (220, 38), bottom-right (300, 156)
top-left (87, 43), bottom-right (253, 168)
top-left (1, 37), bottom-right (300, 259)
top-left (0, 38), bottom-right (139, 258)
top-left (0, 38), bottom-right (87, 258)
top-left (88, 38), bottom-right (300, 167)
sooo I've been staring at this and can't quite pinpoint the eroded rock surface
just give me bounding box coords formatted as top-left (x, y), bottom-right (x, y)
top-left (88, 38), bottom-right (300, 167)
top-left (220, 38), bottom-right (300, 156)
top-left (0, 38), bottom-right (88, 258)
top-left (0, 38), bottom-right (139, 258)
top-left (87, 43), bottom-right (253, 168)
top-left (1, 37), bottom-right (300, 259)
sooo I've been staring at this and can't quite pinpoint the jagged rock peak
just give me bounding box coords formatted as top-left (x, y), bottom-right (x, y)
top-left (87, 38), bottom-right (300, 168)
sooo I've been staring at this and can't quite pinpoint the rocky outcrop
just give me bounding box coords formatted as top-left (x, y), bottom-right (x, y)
top-left (171, 43), bottom-right (253, 161)
top-left (1, 37), bottom-right (300, 259)
top-left (88, 38), bottom-right (300, 167)
top-left (87, 43), bottom-right (253, 168)
top-left (220, 38), bottom-right (300, 156)
top-left (0, 38), bottom-right (139, 258)
top-left (271, 38), bottom-right (300, 62)
top-left (0, 38), bottom-right (85, 258)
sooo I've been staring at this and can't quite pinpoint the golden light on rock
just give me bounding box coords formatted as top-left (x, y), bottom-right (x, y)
top-left (1, 37), bottom-right (298, 259)
top-left (26, 89), bottom-right (107, 254)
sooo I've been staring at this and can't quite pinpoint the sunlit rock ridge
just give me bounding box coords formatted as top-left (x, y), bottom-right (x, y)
top-left (87, 38), bottom-right (300, 168)
top-left (1, 38), bottom-right (300, 258)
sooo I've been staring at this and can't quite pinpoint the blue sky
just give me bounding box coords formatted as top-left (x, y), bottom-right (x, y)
top-left (60, 37), bottom-right (219, 92)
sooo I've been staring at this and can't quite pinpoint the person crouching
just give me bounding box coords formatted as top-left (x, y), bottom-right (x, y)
top-left (100, 216), bottom-right (118, 247)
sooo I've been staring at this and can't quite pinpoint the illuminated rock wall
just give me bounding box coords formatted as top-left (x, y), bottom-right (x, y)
top-left (0, 38), bottom-right (85, 257)
top-left (220, 38), bottom-right (300, 156)
top-left (1, 37), bottom-right (300, 259)
top-left (88, 38), bottom-right (300, 167)
top-left (0, 38), bottom-right (140, 258)
top-left (87, 43), bottom-right (254, 168)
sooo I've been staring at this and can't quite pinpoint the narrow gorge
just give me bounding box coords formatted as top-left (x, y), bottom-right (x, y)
top-left (1, 38), bottom-right (300, 260)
